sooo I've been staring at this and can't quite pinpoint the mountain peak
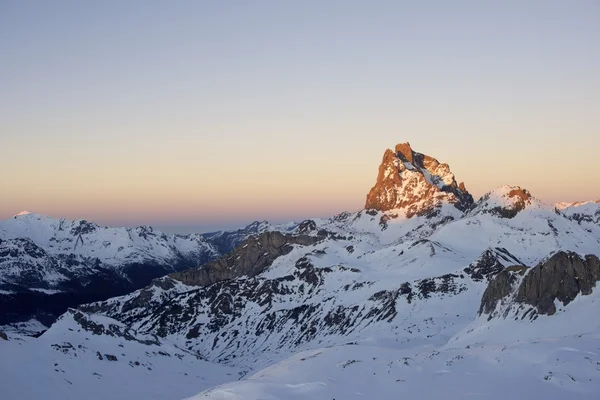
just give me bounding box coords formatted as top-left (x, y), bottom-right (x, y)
top-left (364, 142), bottom-right (473, 217)
top-left (14, 211), bottom-right (33, 217)
top-left (394, 142), bottom-right (414, 163)
top-left (470, 185), bottom-right (539, 219)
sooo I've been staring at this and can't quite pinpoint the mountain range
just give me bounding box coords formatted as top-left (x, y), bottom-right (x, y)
top-left (1, 142), bottom-right (599, 400)
top-left (0, 213), bottom-right (288, 327)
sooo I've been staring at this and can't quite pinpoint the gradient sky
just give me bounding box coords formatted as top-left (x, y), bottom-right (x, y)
top-left (1, 1), bottom-right (599, 232)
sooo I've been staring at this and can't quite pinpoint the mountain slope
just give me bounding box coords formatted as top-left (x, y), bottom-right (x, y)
top-left (2, 142), bottom-right (600, 400)
top-left (188, 336), bottom-right (600, 400)
top-left (559, 200), bottom-right (600, 238)
top-left (0, 214), bottom-right (284, 327)
top-left (0, 310), bottom-right (242, 400)
top-left (76, 146), bottom-right (600, 371)
top-left (80, 185), bottom-right (600, 368)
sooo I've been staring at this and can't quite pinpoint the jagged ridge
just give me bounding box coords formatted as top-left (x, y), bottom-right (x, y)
top-left (365, 142), bottom-right (473, 217)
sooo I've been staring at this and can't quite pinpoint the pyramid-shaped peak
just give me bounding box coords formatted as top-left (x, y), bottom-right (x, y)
top-left (365, 142), bottom-right (473, 217)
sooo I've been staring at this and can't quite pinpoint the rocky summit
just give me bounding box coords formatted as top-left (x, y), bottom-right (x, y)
top-left (365, 142), bottom-right (473, 217)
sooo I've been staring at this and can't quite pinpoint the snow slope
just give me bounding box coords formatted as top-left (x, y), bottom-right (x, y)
top-left (188, 336), bottom-right (600, 400)
top-left (559, 200), bottom-right (600, 238)
top-left (0, 310), bottom-right (242, 400)
top-left (74, 187), bottom-right (600, 372)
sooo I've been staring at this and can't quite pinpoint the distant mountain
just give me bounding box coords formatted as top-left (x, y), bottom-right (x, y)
top-left (200, 220), bottom-right (296, 254)
top-left (555, 199), bottom-right (600, 210)
top-left (0, 213), bottom-right (287, 326)
top-left (2, 142), bottom-right (600, 400)
top-left (558, 200), bottom-right (600, 238)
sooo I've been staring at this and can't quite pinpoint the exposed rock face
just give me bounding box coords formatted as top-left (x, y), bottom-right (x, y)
top-left (170, 232), bottom-right (322, 287)
top-left (69, 309), bottom-right (156, 345)
top-left (479, 251), bottom-right (600, 318)
top-left (365, 142), bottom-right (473, 217)
top-left (297, 220), bottom-right (317, 234)
top-left (464, 248), bottom-right (523, 282)
top-left (200, 220), bottom-right (272, 254)
top-left (516, 252), bottom-right (600, 315)
top-left (478, 266), bottom-right (527, 315)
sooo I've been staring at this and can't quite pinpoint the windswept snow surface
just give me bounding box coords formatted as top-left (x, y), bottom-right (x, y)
top-left (188, 337), bottom-right (600, 400)
top-left (186, 268), bottom-right (600, 400)
top-left (0, 312), bottom-right (242, 400)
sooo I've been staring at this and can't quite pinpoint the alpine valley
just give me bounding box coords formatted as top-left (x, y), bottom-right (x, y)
top-left (1, 142), bottom-right (600, 400)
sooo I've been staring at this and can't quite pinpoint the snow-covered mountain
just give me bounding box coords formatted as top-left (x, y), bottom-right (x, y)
top-left (1, 142), bottom-right (600, 400)
top-left (0, 213), bottom-right (286, 327)
top-left (365, 142), bottom-right (473, 216)
top-left (558, 200), bottom-right (600, 238)
top-left (201, 220), bottom-right (297, 254)
top-left (77, 184), bottom-right (599, 365)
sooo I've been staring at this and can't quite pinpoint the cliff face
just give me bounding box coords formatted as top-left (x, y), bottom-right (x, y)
top-left (170, 231), bottom-right (322, 287)
top-left (479, 251), bottom-right (600, 318)
top-left (515, 252), bottom-right (600, 315)
top-left (365, 142), bottom-right (473, 217)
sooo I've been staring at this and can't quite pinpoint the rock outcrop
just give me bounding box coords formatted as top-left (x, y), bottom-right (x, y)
top-left (365, 142), bottom-right (473, 217)
top-left (478, 265), bottom-right (528, 315)
top-left (170, 231), bottom-right (322, 287)
top-left (463, 248), bottom-right (523, 282)
top-left (479, 251), bottom-right (600, 317)
top-left (516, 252), bottom-right (600, 315)
top-left (201, 220), bottom-right (273, 254)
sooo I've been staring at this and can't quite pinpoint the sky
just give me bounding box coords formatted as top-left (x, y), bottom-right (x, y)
top-left (1, 1), bottom-right (599, 232)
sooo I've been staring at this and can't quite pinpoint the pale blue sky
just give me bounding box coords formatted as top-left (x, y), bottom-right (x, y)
top-left (1, 1), bottom-right (599, 231)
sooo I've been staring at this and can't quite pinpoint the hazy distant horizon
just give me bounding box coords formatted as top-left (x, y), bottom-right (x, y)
top-left (2, 1), bottom-right (599, 227)
top-left (4, 184), bottom-right (599, 234)
top-left (2, 209), bottom-right (341, 234)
